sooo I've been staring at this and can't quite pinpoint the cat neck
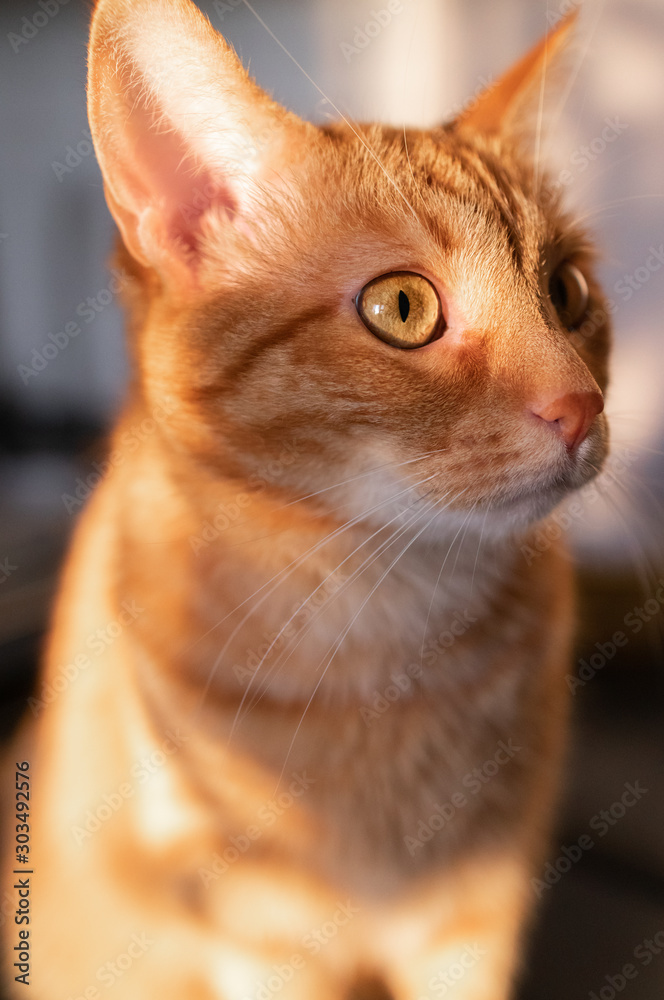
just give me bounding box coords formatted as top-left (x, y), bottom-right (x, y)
top-left (107, 405), bottom-right (556, 713)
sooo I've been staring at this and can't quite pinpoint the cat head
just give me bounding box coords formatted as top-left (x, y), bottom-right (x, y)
top-left (87, 0), bottom-right (610, 534)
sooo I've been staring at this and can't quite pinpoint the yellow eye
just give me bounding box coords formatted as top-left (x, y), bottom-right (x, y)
top-left (356, 272), bottom-right (443, 349)
top-left (549, 262), bottom-right (589, 329)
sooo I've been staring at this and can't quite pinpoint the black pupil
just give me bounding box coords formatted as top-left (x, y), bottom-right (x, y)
top-left (551, 274), bottom-right (568, 312)
top-left (398, 290), bottom-right (410, 322)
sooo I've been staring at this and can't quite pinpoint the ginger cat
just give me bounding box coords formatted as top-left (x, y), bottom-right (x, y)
top-left (3, 2), bottom-right (610, 998)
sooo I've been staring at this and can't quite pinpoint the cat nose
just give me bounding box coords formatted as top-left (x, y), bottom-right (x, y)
top-left (530, 390), bottom-right (604, 450)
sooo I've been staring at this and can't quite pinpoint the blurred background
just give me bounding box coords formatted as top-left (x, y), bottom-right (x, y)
top-left (0, 0), bottom-right (662, 997)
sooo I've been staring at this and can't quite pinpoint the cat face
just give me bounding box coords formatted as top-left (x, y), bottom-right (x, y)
top-left (90, 1), bottom-right (609, 533)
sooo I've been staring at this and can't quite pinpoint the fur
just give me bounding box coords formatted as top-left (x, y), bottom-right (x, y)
top-left (2, 3), bottom-right (610, 998)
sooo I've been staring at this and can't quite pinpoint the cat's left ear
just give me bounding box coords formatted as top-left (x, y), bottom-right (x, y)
top-left (454, 12), bottom-right (578, 140)
top-left (87, 0), bottom-right (313, 292)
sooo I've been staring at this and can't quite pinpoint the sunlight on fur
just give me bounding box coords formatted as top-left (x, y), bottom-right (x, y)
top-left (2, 2), bottom-right (613, 998)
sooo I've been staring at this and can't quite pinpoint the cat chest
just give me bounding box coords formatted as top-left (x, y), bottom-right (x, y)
top-left (125, 673), bottom-right (532, 913)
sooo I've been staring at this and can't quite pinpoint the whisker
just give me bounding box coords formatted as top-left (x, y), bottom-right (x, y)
top-left (193, 474), bottom-right (440, 714)
top-left (592, 489), bottom-right (664, 628)
top-left (238, 0), bottom-right (424, 226)
top-left (607, 472), bottom-right (664, 547)
top-left (273, 495), bottom-right (450, 788)
top-left (215, 447), bottom-right (450, 545)
top-left (230, 483), bottom-right (440, 734)
top-left (471, 507), bottom-right (490, 597)
top-left (541, 1), bottom-right (604, 168)
top-left (192, 473), bottom-right (434, 649)
top-left (231, 500), bottom-right (436, 735)
top-left (583, 462), bottom-right (663, 591)
top-left (449, 499), bottom-right (480, 583)
top-left (419, 496), bottom-right (476, 672)
top-left (532, 23), bottom-right (548, 192)
top-left (571, 193), bottom-right (664, 227)
top-left (403, 124), bottom-right (426, 208)
top-left (236, 486), bottom-right (445, 722)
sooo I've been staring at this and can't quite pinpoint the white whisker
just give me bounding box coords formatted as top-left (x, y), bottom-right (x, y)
top-left (217, 447), bottom-right (450, 545)
top-left (471, 507), bottom-right (490, 597)
top-left (273, 495), bottom-right (452, 788)
top-left (192, 474), bottom-right (441, 716)
top-left (239, 0), bottom-right (424, 226)
top-left (419, 495), bottom-right (476, 672)
top-left (230, 480), bottom-right (440, 734)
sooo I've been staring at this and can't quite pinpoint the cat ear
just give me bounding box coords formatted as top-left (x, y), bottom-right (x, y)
top-left (454, 12), bottom-right (578, 139)
top-left (87, 0), bottom-right (311, 290)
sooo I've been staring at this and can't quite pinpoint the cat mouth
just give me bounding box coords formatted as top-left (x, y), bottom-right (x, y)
top-left (484, 444), bottom-right (605, 523)
top-left (442, 429), bottom-right (607, 524)
top-left (493, 479), bottom-right (574, 516)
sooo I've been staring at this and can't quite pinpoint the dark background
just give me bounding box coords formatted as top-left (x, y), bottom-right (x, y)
top-left (0, 1), bottom-right (663, 997)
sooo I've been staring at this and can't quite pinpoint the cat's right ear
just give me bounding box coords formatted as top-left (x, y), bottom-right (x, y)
top-left (454, 12), bottom-right (578, 141)
top-left (87, 0), bottom-right (312, 292)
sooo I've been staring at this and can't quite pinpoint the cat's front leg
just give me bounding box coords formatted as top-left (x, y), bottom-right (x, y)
top-left (383, 854), bottom-right (530, 1000)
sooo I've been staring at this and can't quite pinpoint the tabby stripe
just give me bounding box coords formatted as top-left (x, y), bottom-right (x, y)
top-left (224, 304), bottom-right (331, 385)
top-left (452, 145), bottom-right (526, 270)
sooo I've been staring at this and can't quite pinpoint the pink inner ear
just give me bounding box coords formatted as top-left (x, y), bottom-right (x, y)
top-left (117, 90), bottom-right (238, 258)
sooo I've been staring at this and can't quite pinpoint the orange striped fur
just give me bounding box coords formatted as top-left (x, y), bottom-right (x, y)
top-left (3, 3), bottom-right (610, 998)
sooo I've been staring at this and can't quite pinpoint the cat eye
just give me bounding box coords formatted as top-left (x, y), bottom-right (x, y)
top-left (549, 262), bottom-right (589, 329)
top-left (356, 272), bottom-right (443, 349)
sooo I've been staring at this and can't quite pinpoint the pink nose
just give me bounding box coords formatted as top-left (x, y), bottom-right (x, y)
top-left (530, 390), bottom-right (604, 450)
